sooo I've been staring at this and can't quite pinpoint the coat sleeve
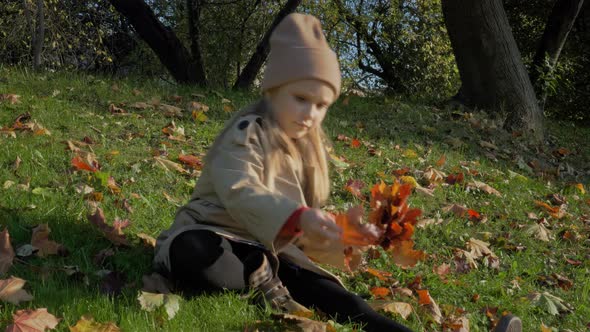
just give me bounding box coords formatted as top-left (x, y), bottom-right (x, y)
top-left (209, 117), bottom-right (303, 252)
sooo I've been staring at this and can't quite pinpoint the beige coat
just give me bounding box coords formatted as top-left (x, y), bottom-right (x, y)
top-left (154, 107), bottom-right (348, 284)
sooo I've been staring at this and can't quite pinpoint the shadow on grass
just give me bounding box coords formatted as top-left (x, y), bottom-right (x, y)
top-left (326, 97), bottom-right (590, 183)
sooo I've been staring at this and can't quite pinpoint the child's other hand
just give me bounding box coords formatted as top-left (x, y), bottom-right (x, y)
top-left (298, 208), bottom-right (343, 250)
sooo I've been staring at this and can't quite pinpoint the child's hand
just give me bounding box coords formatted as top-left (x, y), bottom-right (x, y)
top-left (298, 208), bottom-right (343, 250)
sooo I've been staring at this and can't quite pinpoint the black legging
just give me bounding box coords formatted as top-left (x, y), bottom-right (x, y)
top-left (169, 230), bottom-right (413, 332)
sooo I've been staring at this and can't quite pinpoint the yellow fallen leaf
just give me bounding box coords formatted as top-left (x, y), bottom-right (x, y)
top-left (400, 176), bottom-right (418, 188)
top-left (192, 110), bottom-right (208, 122)
top-left (403, 149), bottom-right (418, 159)
top-left (70, 315), bottom-right (121, 332)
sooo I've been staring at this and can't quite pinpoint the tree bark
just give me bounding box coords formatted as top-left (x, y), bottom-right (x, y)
top-left (232, 0), bottom-right (302, 90)
top-left (109, 0), bottom-right (206, 85)
top-left (186, 0), bottom-right (208, 85)
top-left (530, 0), bottom-right (584, 104)
top-left (442, 0), bottom-right (544, 139)
top-left (32, 0), bottom-right (44, 70)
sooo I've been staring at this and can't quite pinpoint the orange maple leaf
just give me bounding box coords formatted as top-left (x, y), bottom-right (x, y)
top-left (335, 206), bottom-right (380, 246)
top-left (416, 289), bottom-right (432, 305)
top-left (369, 181), bottom-right (422, 250)
top-left (178, 154), bottom-right (203, 169)
top-left (336, 180), bottom-right (425, 268)
top-left (370, 286), bottom-right (390, 298)
top-left (71, 156), bottom-right (98, 172)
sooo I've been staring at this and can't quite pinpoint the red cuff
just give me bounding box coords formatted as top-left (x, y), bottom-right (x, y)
top-left (278, 207), bottom-right (310, 238)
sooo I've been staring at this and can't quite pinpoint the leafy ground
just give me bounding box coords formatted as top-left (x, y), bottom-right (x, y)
top-left (0, 67), bottom-right (589, 331)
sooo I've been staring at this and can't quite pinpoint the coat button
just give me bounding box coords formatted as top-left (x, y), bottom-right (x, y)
top-left (238, 120), bottom-right (249, 130)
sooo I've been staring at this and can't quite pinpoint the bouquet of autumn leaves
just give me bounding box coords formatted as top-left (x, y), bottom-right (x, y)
top-left (335, 180), bottom-right (425, 270)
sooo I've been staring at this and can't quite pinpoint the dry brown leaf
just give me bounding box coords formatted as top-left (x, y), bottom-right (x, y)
top-left (466, 238), bottom-right (496, 259)
top-left (391, 287), bottom-right (413, 298)
top-left (108, 104), bottom-right (126, 114)
top-left (136, 233), bottom-right (156, 248)
top-left (416, 289), bottom-right (442, 324)
top-left (0, 229), bottom-right (15, 274)
top-left (442, 204), bottom-right (469, 217)
top-left (423, 167), bottom-right (446, 184)
top-left (0, 276), bottom-right (34, 304)
top-left (380, 302), bottom-right (413, 320)
top-left (13, 156), bottom-right (21, 171)
top-left (467, 181), bottom-right (501, 197)
top-left (0, 94), bottom-right (20, 104)
top-left (414, 186), bottom-right (435, 197)
top-left (6, 308), bottom-right (60, 332)
top-left (159, 104), bottom-right (183, 117)
top-left (154, 157), bottom-right (189, 174)
top-left (416, 217), bottom-right (443, 228)
top-left (444, 315), bottom-right (470, 332)
top-left (454, 249), bottom-right (478, 272)
top-left (271, 313), bottom-right (329, 332)
top-left (534, 200), bottom-right (567, 219)
top-left (434, 263), bottom-right (451, 279)
top-left (31, 224), bottom-right (66, 257)
top-left (87, 208), bottom-right (130, 246)
top-left (187, 101), bottom-right (209, 112)
top-left (129, 102), bottom-right (153, 110)
top-left (526, 223), bottom-right (552, 242)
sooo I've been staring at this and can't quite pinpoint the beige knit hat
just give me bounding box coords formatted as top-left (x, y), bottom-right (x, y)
top-left (261, 13), bottom-right (341, 99)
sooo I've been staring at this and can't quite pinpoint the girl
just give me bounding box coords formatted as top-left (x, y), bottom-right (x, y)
top-left (154, 13), bottom-right (521, 332)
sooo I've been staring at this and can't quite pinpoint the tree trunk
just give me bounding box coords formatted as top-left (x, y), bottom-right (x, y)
top-left (186, 0), bottom-right (208, 85)
top-left (32, 0), bottom-right (44, 70)
top-left (530, 0), bottom-right (584, 105)
top-left (442, 0), bottom-right (544, 139)
top-left (109, 0), bottom-right (206, 85)
top-left (232, 0), bottom-right (302, 90)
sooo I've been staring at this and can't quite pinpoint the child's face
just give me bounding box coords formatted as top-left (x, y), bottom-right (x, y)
top-left (267, 79), bottom-right (335, 139)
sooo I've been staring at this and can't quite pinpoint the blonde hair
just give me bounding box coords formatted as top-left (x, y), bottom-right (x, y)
top-left (206, 99), bottom-right (331, 208)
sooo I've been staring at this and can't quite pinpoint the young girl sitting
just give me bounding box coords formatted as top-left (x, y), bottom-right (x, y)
top-left (153, 13), bottom-right (521, 332)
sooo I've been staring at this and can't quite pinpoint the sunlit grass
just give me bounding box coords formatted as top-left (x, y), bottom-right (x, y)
top-left (1, 66), bottom-right (589, 331)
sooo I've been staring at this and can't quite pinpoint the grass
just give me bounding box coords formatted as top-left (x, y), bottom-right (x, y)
top-left (0, 66), bottom-right (589, 331)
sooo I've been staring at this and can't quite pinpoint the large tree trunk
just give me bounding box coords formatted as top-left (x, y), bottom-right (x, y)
top-left (32, 0), bottom-right (44, 70)
top-left (442, 0), bottom-right (544, 140)
top-left (530, 0), bottom-right (584, 106)
top-left (186, 0), bottom-right (208, 86)
top-left (232, 0), bottom-right (302, 90)
top-left (23, 0), bottom-right (44, 70)
top-left (109, 0), bottom-right (206, 85)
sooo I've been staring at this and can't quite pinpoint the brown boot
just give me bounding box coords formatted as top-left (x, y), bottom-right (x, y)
top-left (493, 315), bottom-right (522, 332)
top-left (247, 252), bottom-right (311, 315)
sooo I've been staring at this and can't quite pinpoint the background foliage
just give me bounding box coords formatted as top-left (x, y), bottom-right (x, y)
top-left (0, 0), bottom-right (588, 120)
